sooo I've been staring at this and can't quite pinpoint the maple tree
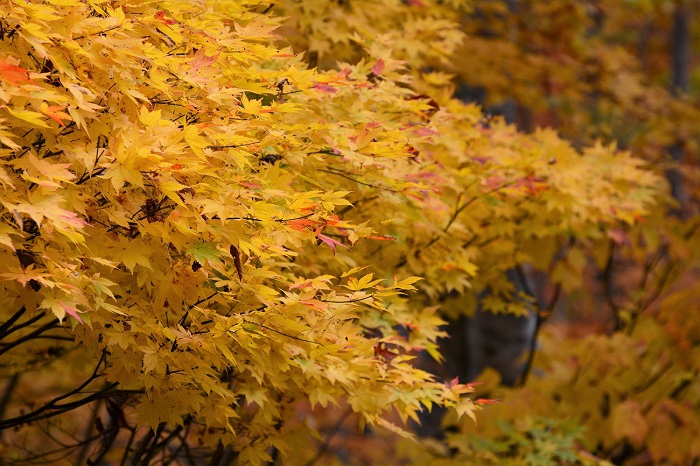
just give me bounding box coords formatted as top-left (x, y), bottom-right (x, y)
top-left (0, 0), bottom-right (669, 465)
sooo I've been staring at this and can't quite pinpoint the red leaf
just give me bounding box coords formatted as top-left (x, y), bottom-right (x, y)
top-left (371, 59), bottom-right (385, 76)
top-left (608, 229), bottom-right (629, 246)
top-left (154, 10), bottom-right (177, 25)
top-left (413, 127), bottom-right (438, 137)
top-left (61, 302), bottom-right (83, 323)
top-left (230, 245), bottom-right (243, 280)
top-left (313, 83), bottom-right (337, 94)
top-left (316, 233), bottom-right (348, 254)
top-left (374, 344), bottom-right (397, 362)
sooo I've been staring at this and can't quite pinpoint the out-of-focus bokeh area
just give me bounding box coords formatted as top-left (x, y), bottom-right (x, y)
top-left (275, 1), bottom-right (700, 464)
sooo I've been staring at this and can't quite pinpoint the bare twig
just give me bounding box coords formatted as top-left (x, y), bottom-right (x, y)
top-left (303, 407), bottom-right (352, 466)
top-left (0, 318), bottom-right (60, 357)
top-left (0, 351), bottom-right (109, 430)
top-left (244, 319), bottom-right (320, 346)
top-left (0, 306), bottom-right (27, 337)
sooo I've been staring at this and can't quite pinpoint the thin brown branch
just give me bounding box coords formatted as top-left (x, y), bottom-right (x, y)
top-left (303, 407), bottom-right (352, 466)
top-left (74, 398), bottom-right (104, 465)
top-left (207, 141), bottom-right (259, 150)
top-left (632, 359), bottom-right (674, 394)
top-left (515, 265), bottom-right (540, 387)
top-left (0, 318), bottom-right (60, 357)
top-left (0, 310), bottom-right (46, 340)
top-left (0, 306), bottom-right (27, 336)
top-left (425, 180), bottom-right (519, 251)
top-left (177, 291), bottom-right (219, 327)
top-left (244, 319), bottom-right (320, 345)
top-left (73, 23), bottom-right (122, 40)
top-left (603, 241), bottom-right (624, 330)
top-left (321, 294), bottom-right (376, 304)
top-left (129, 425), bottom-right (157, 466)
top-left (0, 351), bottom-right (107, 430)
top-left (120, 425), bottom-right (139, 466)
top-left (318, 168), bottom-right (396, 192)
top-left (0, 374), bottom-right (19, 435)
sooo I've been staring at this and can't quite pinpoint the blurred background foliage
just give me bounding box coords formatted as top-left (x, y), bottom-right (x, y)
top-left (274, 1), bottom-right (700, 464)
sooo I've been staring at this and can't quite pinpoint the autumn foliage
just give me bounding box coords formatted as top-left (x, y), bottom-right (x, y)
top-left (0, 0), bottom-right (693, 465)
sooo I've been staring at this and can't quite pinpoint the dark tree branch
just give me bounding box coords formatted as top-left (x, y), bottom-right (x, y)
top-left (602, 241), bottom-right (624, 331)
top-left (73, 24), bottom-right (122, 40)
top-left (0, 351), bottom-right (109, 429)
top-left (0, 318), bottom-right (60, 357)
top-left (176, 291), bottom-right (220, 331)
top-left (137, 422), bottom-right (179, 466)
top-left (162, 420), bottom-right (192, 466)
top-left (120, 425), bottom-right (139, 466)
top-left (0, 306), bottom-right (27, 336)
top-left (129, 426), bottom-right (157, 466)
top-left (207, 141), bottom-right (259, 150)
top-left (0, 310), bottom-right (47, 340)
top-left (6, 429), bottom-right (109, 465)
top-left (0, 373), bottom-right (19, 437)
top-left (303, 407), bottom-right (352, 466)
top-left (317, 167), bottom-right (396, 192)
top-left (244, 319), bottom-right (320, 345)
top-left (75, 398), bottom-right (103, 466)
top-left (514, 265), bottom-right (541, 387)
top-left (76, 167), bottom-right (107, 185)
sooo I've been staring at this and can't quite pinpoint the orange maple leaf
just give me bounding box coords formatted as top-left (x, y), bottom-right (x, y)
top-left (154, 10), bottom-right (177, 25)
top-left (0, 59), bottom-right (34, 86)
top-left (288, 219), bottom-right (318, 231)
top-left (41, 104), bottom-right (71, 127)
top-left (366, 235), bottom-right (395, 241)
top-left (475, 398), bottom-right (500, 405)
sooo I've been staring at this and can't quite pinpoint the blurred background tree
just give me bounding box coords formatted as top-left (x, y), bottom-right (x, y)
top-left (275, 1), bottom-right (700, 464)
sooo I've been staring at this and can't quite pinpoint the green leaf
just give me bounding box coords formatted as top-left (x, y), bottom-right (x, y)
top-left (186, 241), bottom-right (222, 264)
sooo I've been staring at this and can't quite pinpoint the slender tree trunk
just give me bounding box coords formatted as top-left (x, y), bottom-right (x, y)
top-left (667, 2), bottom-right (690, 216)
top-left (0, 374), bottom-right (19, 441)
top-left (416, 0), bottom-right (540, 438)
top-left (671, 3), bottom-right (690, 94)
